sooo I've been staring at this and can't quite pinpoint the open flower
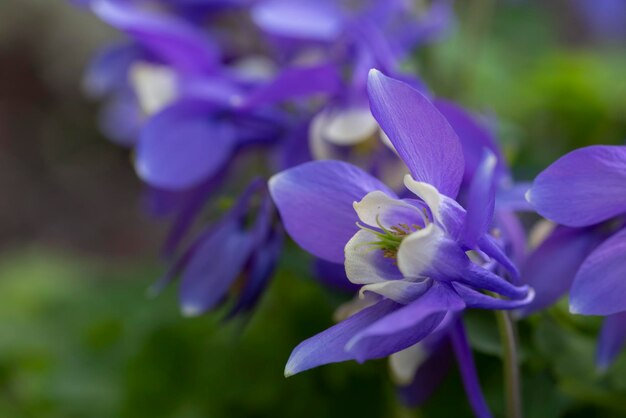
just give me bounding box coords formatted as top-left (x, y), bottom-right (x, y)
top-left (525, 145), bottom-right (626, 369)
top-left (270, 70), bottom-right (532, 417)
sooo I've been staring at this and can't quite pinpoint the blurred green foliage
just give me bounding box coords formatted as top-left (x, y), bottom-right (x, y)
top-left (2, 249), bottom-right (626, 418)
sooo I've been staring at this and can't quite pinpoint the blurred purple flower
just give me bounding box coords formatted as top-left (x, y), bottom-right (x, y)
top-left (525, 145), bottom-right (626, 369)
top-left (270, 70), bottom-right (533, 417)
top-left (79, 0), bottom-right (455, 317)
top-left (150, 179), bottom-right (283, 317)
top-left (572, 0), bottom-right (626, 43)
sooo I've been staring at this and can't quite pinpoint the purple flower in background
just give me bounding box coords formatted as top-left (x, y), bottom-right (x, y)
top-left (572, 0), bottom-right (626, 43)
top-left (525, 145), bottom-right (626, 369)
top-left (150, 179), bottom-right (283, 318)
top-left (270, 70), bottom-right (533, 417)
top-left (79, 0), bottom-right (454, 317)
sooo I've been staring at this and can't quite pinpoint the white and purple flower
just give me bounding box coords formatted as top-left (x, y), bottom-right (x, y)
top-left (270, 70), bottom-right (533, 417)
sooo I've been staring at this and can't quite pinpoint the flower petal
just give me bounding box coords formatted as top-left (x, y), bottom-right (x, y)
top-left (269, 160), bottom-right (394, 263)
top-left (597, 311), bottom-right (626, 370)
top-left (284, 299), bottom-right (399, 376)
top-left (367, 69), bottom-right (464, 197)
top-left (397, 224), bottom-right (467, 280)
top-left (463, 150), bottom-right (497, 247)
top-left (179, 219), bottom-right (254, 316)
top-left (251, 0), bottom-right (343, 41)
top-left (461, 264), bottom-right (530, 300)
top-left (453, 282), bottom-right (535, 310)
top-left (92, 0), bottom-right (219, 74)
top-left (135, 100), bottom-right (235, 190)
top-left (346, 283), bottom-right (465, 362)
top-left (353, 191), bottom-right (425, 229)
top-left (360, 279), bottom-right (432, 304)
top-left (519, 226), bottom-right (603, 316)
top-left (345, 229), bottom-right (404, 284)
top-left (240, 63), bottom-right (342, 109)
top-left (450, 319), bottom-right (493, 418)
top-left (527, 145), bottom-right (626, 227)
top-left (403, 176), bottom-right (465, 238)
top-left (570, 227), bottom-right (626, 315)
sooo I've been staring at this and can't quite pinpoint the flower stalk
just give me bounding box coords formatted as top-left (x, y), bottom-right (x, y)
top-left (494, 308), bottom-right (523, 418)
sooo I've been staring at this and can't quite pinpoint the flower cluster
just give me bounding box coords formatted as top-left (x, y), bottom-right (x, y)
top-left (81, 0), bottom-right (452, 316)
top-left (77, 0), bottom-right (626, 416)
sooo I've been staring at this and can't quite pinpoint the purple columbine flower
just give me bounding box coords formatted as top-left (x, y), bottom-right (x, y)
top-left (524, 145), bottom-right (626, 369)
top-left (270, 70), bottom-right (533, 417)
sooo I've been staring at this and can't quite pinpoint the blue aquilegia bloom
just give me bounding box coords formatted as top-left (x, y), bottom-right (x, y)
top-left (270, 70), bottom-right (533, 417)
top-left (524, 145), bottom-right (626, 369)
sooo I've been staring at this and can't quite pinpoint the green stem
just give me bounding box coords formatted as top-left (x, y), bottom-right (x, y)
top-left (494, 309), bottom-right (523, 418)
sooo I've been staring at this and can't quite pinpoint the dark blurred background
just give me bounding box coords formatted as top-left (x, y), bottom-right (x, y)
top-left (1, 1), bottom-right (626, 417)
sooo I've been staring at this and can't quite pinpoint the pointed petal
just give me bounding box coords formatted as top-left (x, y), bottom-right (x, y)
top-left (179, 220), bottom-right (253, 316)
top-left (478, 234), bottom-right (520, 282)
top-left (463, 150), bottom-right (497, 247)
top-left (570, 227), bottom-right (626, 315)
top-left (597, 311), bottom-right (626, 370)
top-left (92, 0), bottom-right (219, 74)
top-left (346, 283), bottom-right (465, 362)
top-left (284, 299), bottom-right (399, 376)
top-left (252, 0), bottom-right (343, 41)
top-left (453, 282), bottom-right (535, 310)
top-left (135, 101), bottom-right (235, 190)
top-left (461, 264), bottom-right (530, 300)
top-left (269, 161), bottom-right (394, 263)
top-left (527, 145), bottom-right (626, 227)
top-left (450, 319), bottom-right (493, 418)
top-left (519, 226), bottom-right (603, 316)
top-left (367, 70), bottom-right (464, 197)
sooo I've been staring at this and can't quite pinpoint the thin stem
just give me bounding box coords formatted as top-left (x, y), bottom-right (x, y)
top-left (494, 309), bottom-right (523, 418)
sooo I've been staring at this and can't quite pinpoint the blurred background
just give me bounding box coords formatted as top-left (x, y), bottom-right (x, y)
top-left (1, 1), bottom-right (625, 417)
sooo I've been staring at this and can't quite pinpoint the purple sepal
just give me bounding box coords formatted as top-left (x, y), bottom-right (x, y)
top-left (597, 311), bottom-right (626, 371)
top-left (450, 319), bottom-right (493, 418)
top-left (570, 226), bottom-right (626, 315)
top-left (269, 160), bottom-right (394, 263)
top-left (346, 283), bottom-right (465, 362)
top-left (135, 100), bottom-right (236, 190)
top-left (92, 0), bottom-right (220, 74)
top-left (367, 69), bottom-right (464, 198)
top-left (284, 299), bottom-right (400, 376)
top-left (528, 145), bottom-right (626, 227)
top-left (463, 149), bottom-right (497, 247)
